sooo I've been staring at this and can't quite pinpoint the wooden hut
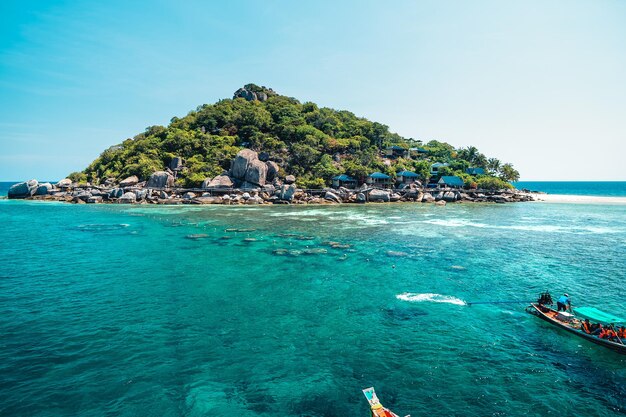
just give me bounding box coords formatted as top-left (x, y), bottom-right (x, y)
top-left (384, 145), bottom-right (407, 158)
top-left (438, 176), bottom-right (465, 189)
top-left (430, 162), bottom-right (449, 177)
top-left (331, 174), bottom-right (357, 189)
top-left (366, 172), bottom-right (393, 188)
top-left (396, 170), bottom-right (420, 185)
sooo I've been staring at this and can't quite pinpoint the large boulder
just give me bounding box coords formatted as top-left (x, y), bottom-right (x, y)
top-left (369, 189), bottom-right (390, 202)
top-left (422, 193), bottom-right (435, 203)
top-left (35, 183), bottom-right (53, 196)
top-left (356, 193), bottom-right (366, 203)
top-left (285, 175), bottom-right (296, 184)
top-left (277, 184), bottom-right (297, 201)
top-left (118, 192), bottom-right (136, 204)
top-left (8, 180), bottom-right (39, 199)
top-left (135, 189), bottom-right (149, 200)
top-left (266, 161), bottom-right (279, 182)
top-left (146, 171), bottom-right (174, 188)
top-left (73, 191), bottom-right (92, 202)
top-left (230, 149), bottom-right (258, 180)
top-left (262, 184), bottom-right (275, 195)
top-left (202, 174), bottom-right (234, 189)
top-left (324, 191), bottom-right (342, 203)
top-left (109, 188), bottom-right (124, 198)
top-left (169, 157), bottom-right (183, 171)
top-left (443, 191), bottom-right (457, 202)
top-left (233, 87), bottom-right (257, 101)
top-left (245, 159), bottom-right (267, 186)
top-left (119, 175), bottom-right (139, 187)
top-left (56, 178), bottom-right (72, 187)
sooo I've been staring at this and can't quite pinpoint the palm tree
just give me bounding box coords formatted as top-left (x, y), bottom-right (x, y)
top-left (499, 163), bottom-right (520, 182)
top-left (487, 158), bottom-right (501, 175)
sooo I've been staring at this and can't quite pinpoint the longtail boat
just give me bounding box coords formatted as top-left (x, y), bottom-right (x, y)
top-left (527, 293), bottom-right (626, 355)
top-left (362, 387), bottom-right (409, 417)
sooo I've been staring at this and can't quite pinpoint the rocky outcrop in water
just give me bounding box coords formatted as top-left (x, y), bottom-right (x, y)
top-left (8, 180), bottom-right (39, 198)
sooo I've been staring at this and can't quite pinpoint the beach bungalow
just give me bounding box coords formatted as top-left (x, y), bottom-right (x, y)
top-left (430, 162), bottom-right (449, 176)
top-left (366, 172), bottom-right (393, 188)
top-left (396, 170), bottom-right (420, 185)
top-left (385, 145), bottom-right (407, 158)
top-left (438, 176), bottom-right (465, 189)
top-left (466, 167), bottom-right (485, 176)
top-left (331, 174), bottom-right (357, 189)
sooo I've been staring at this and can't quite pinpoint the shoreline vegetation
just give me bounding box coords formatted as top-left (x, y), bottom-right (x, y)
top-left (8, 84), bottom-right (531, 207)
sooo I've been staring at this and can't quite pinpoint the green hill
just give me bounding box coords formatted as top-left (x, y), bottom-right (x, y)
top-left (71, 84), bottom-right (519, 189)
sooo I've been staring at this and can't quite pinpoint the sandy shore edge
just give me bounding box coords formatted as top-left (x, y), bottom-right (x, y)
top-left (533, 194), bottom-right (626, 205)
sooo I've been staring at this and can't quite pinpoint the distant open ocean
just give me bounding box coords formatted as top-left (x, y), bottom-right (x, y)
top-left (513, 181), bottom-right (626, 197)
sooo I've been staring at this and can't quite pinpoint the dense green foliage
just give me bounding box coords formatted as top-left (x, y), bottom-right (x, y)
top-left (476, 177), bottom-right (514, 190)
top-left (73, 84), bottom-right (520, 188)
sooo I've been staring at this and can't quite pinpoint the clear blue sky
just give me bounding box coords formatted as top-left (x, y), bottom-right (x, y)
top-left (1, 0), bottom-right (625, 181)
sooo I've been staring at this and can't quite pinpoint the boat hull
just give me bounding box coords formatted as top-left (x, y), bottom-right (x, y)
top-left (528, 303), bottom-right (626, 355)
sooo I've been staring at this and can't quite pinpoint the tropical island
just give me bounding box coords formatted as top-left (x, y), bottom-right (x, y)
top-left (7, 84), bottom-right (532, 205)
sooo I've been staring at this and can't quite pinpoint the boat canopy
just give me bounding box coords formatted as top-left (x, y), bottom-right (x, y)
top-left (574, 307), bottom-right (625, 324)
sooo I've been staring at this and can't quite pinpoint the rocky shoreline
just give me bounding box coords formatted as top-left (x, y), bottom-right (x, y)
top-left (6, 149), bottom-right (536, 206)
top-left (5, 179), bottom-right (536, 206)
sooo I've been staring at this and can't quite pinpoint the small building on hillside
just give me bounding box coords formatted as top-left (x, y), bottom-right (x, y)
top-left (396, 170), bottom-right (420, 185)
top-left (331, 174), bottom-right (357, 189)
top-left (385, 145), bottom-right (408, 158)
top-left (438, 176), bottom-right (465, 189)
top-left (466, 167), bottom-right (485, 176)
top-left (409, 147), bottom-right (429, 158)
top-left (430, 162), bottom-right (449, 176)
top-left (366, 172), bottom-right (393, 188)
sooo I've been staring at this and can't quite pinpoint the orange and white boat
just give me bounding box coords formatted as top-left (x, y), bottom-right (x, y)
top-left (362, 387), bottom-right (409, 417)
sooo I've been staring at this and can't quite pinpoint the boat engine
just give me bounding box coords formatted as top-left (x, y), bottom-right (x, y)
top-left (537, 291), bottom-right (553, 306)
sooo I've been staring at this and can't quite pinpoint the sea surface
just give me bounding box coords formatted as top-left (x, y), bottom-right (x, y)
top-left (513, 181), bottom-right (626, 197)
top-left (1, 185), bottom-right (625, 417)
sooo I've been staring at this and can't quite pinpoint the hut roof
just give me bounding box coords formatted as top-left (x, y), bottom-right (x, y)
top-left (438, 176), bottom-right (465, 187)
top-left (431, 162), bottom-right (449, 168)
top-left (332, 174), bottom-right (356, 182)
top-left (466, 167), bottom-right (485, 175)
top-left (396, 170), bottom-right (419, 177)
top-left (368, 172), bottom-right (391, 179)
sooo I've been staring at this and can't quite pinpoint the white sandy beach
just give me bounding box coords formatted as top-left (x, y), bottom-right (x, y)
top-left (533, 193), bottom-right (626, 205)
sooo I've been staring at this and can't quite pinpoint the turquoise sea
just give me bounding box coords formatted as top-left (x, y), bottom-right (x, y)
top-left (1, 184), bottom-right (625, 416)
top-left (513, 181), bottom-right (626, 197)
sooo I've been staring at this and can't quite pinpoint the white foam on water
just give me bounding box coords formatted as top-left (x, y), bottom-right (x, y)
top-left (421, 218), bottom-right (488, 228)
top-left (267, 209), bottom-right (342, 218)
top-left (419, 218), bottom-right (621, 235)
top-left (396, 292), bottom-right (467, 306)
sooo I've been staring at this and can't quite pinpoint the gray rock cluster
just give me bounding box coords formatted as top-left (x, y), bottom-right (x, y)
top-left (232, 85), bottom-right (275, 102)
top-left (7, 148), bottom-right (535, 206)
